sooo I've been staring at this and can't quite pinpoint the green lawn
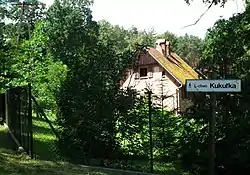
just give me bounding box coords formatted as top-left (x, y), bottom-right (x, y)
top-left (31, 113), bottom-right (189, 175)
top-left (1, 114), bottom-right (189, 175)
top-left (0, 124), bottom-right (10, 149)
top-left (1, 147), bottom-right (161, 175)
top-left (32, 113), bottom-right (59, 160)
top-left (0, 125), bottom-right (147, 175)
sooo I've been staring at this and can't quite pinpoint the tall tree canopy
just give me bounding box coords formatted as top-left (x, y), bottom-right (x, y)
top-left (2, 0), bottom-right (239, 174)
top-left (176, 34), bottom-right (204, 68)
top-left (181, 5), bottom-right (250, 174)
top-left (98, 20), bottom-right (156, 53)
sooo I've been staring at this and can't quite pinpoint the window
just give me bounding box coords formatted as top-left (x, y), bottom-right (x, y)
top-left (140, 68), bottom-right (147, 77)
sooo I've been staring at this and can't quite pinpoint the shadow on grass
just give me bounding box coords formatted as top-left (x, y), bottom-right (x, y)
top-left (0, 148), bottom-right (120, 175)
top-left (33, 124), bottom-right (55, 137)
top-left (0, 148), bottom-right (181, 175)
top-left (30, 117), bottom-right (187, 175)
top-left (32, 117), bottom-right (59, 161)
top-left (0, 125), bottom-right (16, 151)
top-left (70, 157), bottom-right (186, 175)
top-left (33, 115), bottom-right (57, 124)
top-left (33, 138), bottom-right (59, 161)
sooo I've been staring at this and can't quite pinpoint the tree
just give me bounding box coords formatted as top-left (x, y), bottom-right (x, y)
top-left (0, 18), bottom-right (8, 90)
top-left (181, 6), bottom-right (250, 174)
top-left (10, 21), bottom-right (67, 110)
top-left (175, 34), bottom-right (204, 68)
top-left (0, 0), bottom-right (16, 91)
top-left (46, 0), bottom-right (137, 160)
top-left (3, 0), bottom-right (46, 44)
top-left (98, 20), bottom-right (156, 53)
top-left (126, 27), bottom-right (156, 49)
top-left (46, 0), bottom-right (98, 66)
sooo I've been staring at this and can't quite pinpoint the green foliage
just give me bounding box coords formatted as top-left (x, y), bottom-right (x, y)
top-left (55, 46), bottom-right (136, 160)
top-left (116, 91), bottom-right (198, 165)
top-left (182, 7), bottom-right (250, 175)
top-left (46, 0), bottom-right (98, 65)
top-left (3, 0), bottom-right (47, 44)
top-left (45, 0), bottom-right (159, 161)
top-left (98, 20), bottom-right (203, 68)
top-left (116, 94), bottom-right (149, 157)
top-left (98, 20), bottom-right (156, 53)
top-left (4, 1), bottom-right (246, 175)
top-left (7, 21), bottom-right (67, 111)
top-left (176, 34), bottom-right (204, 68)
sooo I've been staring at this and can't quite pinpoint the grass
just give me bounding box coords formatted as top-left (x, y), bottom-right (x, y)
top-left (1, 147), bottom-right (157, 175)
top-left (0, 125), bottom-right (154, 175)
top-left (0, 125), bottom-right (15, 150)
top-left (31, 112), bottom-right (189, 175)
top-left (0, 112), bottom-right (190, 175)
top-left (32, 113), bottom-right (59, 160)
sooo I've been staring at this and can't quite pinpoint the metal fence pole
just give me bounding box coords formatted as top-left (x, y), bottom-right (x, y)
top-left (5, 91), bottom-right (9, 126)
top-left (148, 90), bottom-right (153, 173)
top-left (28, 84), bottom-right (33, 158)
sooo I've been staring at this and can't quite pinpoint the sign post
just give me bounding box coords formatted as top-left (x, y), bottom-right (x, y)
top-left (186, 78), bottom-right (241, 175)
top-left (209, 72), bottom-right (216, 175)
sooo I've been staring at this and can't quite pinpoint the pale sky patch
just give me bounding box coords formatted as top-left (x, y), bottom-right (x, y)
top-left (40, 0), bottom-right (245, 38)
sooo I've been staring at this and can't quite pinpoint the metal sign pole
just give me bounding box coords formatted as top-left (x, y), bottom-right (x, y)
top-left (209, 71), bottom-right (216, 175)
top-left (148, 90), bottom-right (153, 173)
top-left (186, 74), bottom-right (241, 175)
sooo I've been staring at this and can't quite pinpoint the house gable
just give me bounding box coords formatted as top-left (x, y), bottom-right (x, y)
top-left (132, 53), bottom-right (180, 86)
top-left (136, 52), bottom-right (158, 66)
top-left (120, 39), bottom-right (198, 113)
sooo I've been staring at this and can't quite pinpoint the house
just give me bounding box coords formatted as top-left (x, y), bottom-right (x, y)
top-left (120, 39), bottom-right (199, 113)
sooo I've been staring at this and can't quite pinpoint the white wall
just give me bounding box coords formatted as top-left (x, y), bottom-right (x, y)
top-left (121, 65), bottom-right (180, 111)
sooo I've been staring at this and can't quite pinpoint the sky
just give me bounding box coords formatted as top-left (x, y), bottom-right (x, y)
top-left (40, 0), bottom-right (245, 38)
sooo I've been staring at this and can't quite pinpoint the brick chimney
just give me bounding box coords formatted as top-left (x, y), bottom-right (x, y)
top-left (155, 39), bottom-right (170, 57)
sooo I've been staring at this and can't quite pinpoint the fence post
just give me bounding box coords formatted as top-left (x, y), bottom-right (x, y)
top-left (147, 90), bottom-right (153, 173)
top-left (28, 83), bottom-right (33, 159)
top-left (5, 91), bottom-right (9, 126)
